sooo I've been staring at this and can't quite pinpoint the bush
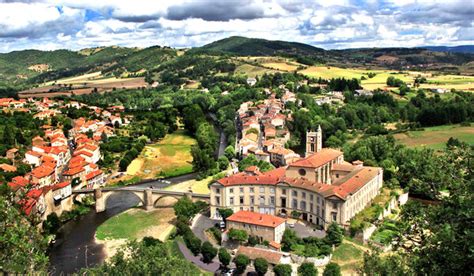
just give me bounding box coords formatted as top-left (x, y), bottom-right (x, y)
top-left (218, 248), bottom-right (231, 267)
top-left (325, 223), bottom-right (344, 246)
top-left (201, 241), bottom-right (217, 263)
top-left (184, 232), bottom-right (201, 256)
top-left (234, 254), bottom-right (250, 273)
top-left (298, 262), bottom-right (318, 276)
top-left (247, 235), bottom-right (259, 246)
top-left (228, 228), bottom-right (248, 243)
top-left (254, 258), bottom-right (268, 276)
top-left (208, 227), bottom-right (222, 244)
top-left (323, 263), bottom-right (341, 276)
top-left (43, 213), bottom-right (61, 235)
top-left (274, 264), bottom-right (293, 276)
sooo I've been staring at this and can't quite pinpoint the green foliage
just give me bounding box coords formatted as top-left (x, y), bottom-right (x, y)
top-left (218, 248), bottom-right (231, 267)
top-left (254, 257), bottom-right (269, 276)
top-left (298, 262), bottom-right (318, 276)
top-left (218, 208), bottom-right (234, 220)
top-left (0, 193), bottom-right (49, 273)
top-left (323, 263), bottom-right (341, 276)
top-left (173, 197), bottom-right (207, 220)
top-left (201, 241), bottom-right (217, 263)
top-left (184, 232), bottom-right (202, 256)
top-left (43, 212), bottom-right (61, 235)
top-left (217, 156), bottom-right (230, 170)
top-left (359, 249), bottom-right (411, 275)
top-left (234, 254), bottom-right (250, 273)
top-left (325, 223), bottom-right (344, 246)
top-left (228, 228), bottom-right (249, 243)
top-left (208, 227), bottom-right (222, 244)
top-left (273, 264), bottom-right (293, 276)
top-left (80, 239), bottom-right (201, 274)
top-left (386, 76), bottom-right (406, 87)
top-left (224, 145), bottom-right (235, 160)
top-left (238, 154), bottom-right (275, 172)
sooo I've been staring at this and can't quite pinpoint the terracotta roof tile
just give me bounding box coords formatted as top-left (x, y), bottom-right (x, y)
top-left (289, 148), bottom-right (342, 168)
top-left (227, 211), bottom-right (286, 228)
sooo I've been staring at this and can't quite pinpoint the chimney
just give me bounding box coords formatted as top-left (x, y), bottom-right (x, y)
top-left (352, 160), bottom-right (364, 167)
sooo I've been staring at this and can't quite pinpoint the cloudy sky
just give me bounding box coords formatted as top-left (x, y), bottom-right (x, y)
top-left (0, 0), bottom-right (473, 52)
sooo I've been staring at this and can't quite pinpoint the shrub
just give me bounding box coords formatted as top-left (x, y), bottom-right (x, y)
top-left (43, 213), bottom-right (61, 235)
top-left (323, 263), bottom-right (341, 276)
top-left (298, 262), bottom-right (318, 276)
top-left (228, 228), bottom-right (248, 243)
top-left (247, 235), bottom-right (259, 246)
top-left (254, 258), bottom-right (268, 276)
top-left (274, 264), bottom-right (293, 276)
top-left (208, 227), bottom-right (222, 244)
top-left (325, 223), bottom-right (344, 246)
top-left (234, 254), bottom-right (250, 273)
top-left (184, 233), bottom-right (201, 256)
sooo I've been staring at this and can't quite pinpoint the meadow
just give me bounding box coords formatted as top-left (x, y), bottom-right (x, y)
top-left (126, 129), bottom-right (196, 178)
top-left (394, 124), bottom-right (474, 150)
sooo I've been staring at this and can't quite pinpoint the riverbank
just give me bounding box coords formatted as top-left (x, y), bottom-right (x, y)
top-left (95, 207), bottom-right (176, 260)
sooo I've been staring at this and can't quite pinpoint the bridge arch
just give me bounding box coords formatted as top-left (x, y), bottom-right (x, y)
top-left (102, 190), bottom-right (146, 210)
top-left (153, 194), bottom-right (181, 208)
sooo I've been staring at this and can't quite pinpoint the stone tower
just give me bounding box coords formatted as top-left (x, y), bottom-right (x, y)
top-left (305, 125), bottom-right (322, 157)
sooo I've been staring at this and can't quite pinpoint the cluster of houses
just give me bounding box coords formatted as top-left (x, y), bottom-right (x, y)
top-left (237, 91), bottom-right (300, 167)
top-left (1, 97), bottom-right (127, 221)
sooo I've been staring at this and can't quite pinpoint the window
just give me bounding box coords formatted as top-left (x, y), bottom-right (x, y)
top-left (333, 202), bottom-right (337, 209)
top-left (298, 168), bottom-right (306, 176)
top-left (215, 196), bottom-right (220, 205)
top-left (229, 188), bottom-right (234, 194)
top-left (317, 197), bottom-right (320, 204)
top-left (292, 199), bottom-right (298, 209)
top-left (240, 196), bottom-right (244, 204)
top-left (230, 197), bottom-right (234, 205)
top-left (270, 196), bottom-right (275, 205)
top-left (281, 189), bottom-right (286, 195)
top-left (310, 203), bottom-right (314, 213)
top-left (332, 212), bottom-right (337, 222)
top-left (259, 187), bottom-right (265, 193)
top-left (302, 192), bottom-right (306, 198)
top-left (215, 188), bottom-right (220, 193)
top-left (292, 190), bottom-right (297, 196)
top-left (250, 187), bottom-right (254, 193)
top-left (270, 187), bottom-right (275, 194)
top-left (310, 194), bottom-right (314, 201)
top-left (300, 201), bottom-right (306, 210)
top-left (336, 173), bottom-right (340, 178)
top-left (250, 196), bottom-right (255, 204)
top-left (240, 187), bottom-right (244, 193)
top-left (250, 207), bottom-right (254, 212)
top-left (317, 206), bottom-right (320, 216)
top-left (259, 196), bottom-right (265, 205)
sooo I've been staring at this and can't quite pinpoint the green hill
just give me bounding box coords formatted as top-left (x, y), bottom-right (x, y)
top-left (193, 36), bottom-right (324, 57)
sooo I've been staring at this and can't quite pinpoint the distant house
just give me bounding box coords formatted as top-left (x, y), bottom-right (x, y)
top-left (247, 77), bottom-right (257, 86)
top-left (354, 89), bottom-right (373, 97)
top-left (225, 211), bottom-right (286, 243)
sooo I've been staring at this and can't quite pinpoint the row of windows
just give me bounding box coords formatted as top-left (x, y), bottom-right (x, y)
top-left (228, 186), bottom-right (276, 194)
top-left (229, 196), bottom-right (276, 206)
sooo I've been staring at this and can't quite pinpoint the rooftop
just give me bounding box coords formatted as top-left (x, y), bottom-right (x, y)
top-left (227, 210), bottom-right (286, 228)
top-left (289, 148), bottom-right (342, 169)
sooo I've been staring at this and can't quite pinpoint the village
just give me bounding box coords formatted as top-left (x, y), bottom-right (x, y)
top-left (0, 97), bottom-right (128, 220)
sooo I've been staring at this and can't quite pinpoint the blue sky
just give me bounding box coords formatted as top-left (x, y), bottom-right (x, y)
top-left (0, 0), bottom-right (472, 52)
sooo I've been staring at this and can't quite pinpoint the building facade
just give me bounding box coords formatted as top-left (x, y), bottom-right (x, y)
top-left (210, 130), bottom-right (383, 229)
top-left (226, 210), bottom-right (286, 243)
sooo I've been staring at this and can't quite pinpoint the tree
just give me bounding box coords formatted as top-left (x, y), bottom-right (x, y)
top-left (218, 248), bottom-right (231, 267)
top-left (0, 194), bottom-right (49, 273)
top-left (228, 228), bottom-right (248, 243)
top-left (325, 223), bottom-right (344, 246)
top-left (217, 156), bottom-right (230, 171)
top-left (274, 264), bottom-right (293, 276)
top-left (298, 262), bottom-right (318, 276)
top-left (359, 250), bottom-right (411, 275)
top-left (218, 208), bottom-right (233, 221)
top-left (184, 233), bottom-right (202, 256)
top-left (234, 254), bottom-right (250, 273)
top-left (323, 263), bottom-right (341, 276)
top-left (201, 241), bottom-right (217, 263)
top-left (281, 229), bottom-right (301, 252)
top-left (224, 145), bottom-right (235, 160)
top-left (254, 258), bottom-right (268, 276)
top-left (43, 212), bottom-right (61, 235)
top-left (173, 197), bottom-right (197, 220)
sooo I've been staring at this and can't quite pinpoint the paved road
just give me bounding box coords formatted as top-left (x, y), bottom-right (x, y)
top-left (291, 221), bottom-right (326, 239)
top-left (177, 241), bottom-right (220, 273)
top-left (192, 214), bottom-right (218, 242)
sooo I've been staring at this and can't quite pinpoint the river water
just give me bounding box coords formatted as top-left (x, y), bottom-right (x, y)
top-left (48, 173), bottom-right (197, 275)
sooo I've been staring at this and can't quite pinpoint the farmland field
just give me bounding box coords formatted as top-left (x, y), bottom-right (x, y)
top-left (234, 63), bottom-right (278, 77)
top-left (126, 129), bottom-right (196, 179)
top-left (165, 176), bottom-right (212, 194)
top-left (394, 124), bottom-right (474, 150)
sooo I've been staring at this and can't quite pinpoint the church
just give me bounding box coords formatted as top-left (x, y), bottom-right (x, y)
top-left (210, 127), bottom-right (383, 229)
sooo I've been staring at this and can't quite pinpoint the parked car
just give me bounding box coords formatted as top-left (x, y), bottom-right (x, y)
top-left (221, 268), bottom-right (234, 276)
top-left (219, 221), bottom-right (226, 229)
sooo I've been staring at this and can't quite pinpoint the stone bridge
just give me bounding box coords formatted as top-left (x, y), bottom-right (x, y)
top-left (72, 186), bottom-right (210, 213)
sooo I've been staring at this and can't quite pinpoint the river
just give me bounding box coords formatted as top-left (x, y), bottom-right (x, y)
top-left (48, 173), bottom-right (197, 275)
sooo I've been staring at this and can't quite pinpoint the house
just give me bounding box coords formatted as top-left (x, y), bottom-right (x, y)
top-left (85, 169), bottom-right (105, 189)
top-left (25, 150), bottom-right (42, 167)
top-left (6, 148), bottom-right (18, 160)
top-left (247, 77), bottom-right (257, 86)
top-left (52, 181), bottom-right (72, 203)
top-left (0, 163), bottom-right (17, 172)
top-left (268, 147), bottom-right (300, 167)
top-left (8, 176), bottom-right (30, 192)
top-left (226, 211), bottom-right (286, 243)
top-left (30, 163), bottom-right (56, 187)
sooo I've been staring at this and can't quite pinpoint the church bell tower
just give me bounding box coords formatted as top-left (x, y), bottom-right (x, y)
top-left (305, 125), bottom-right (322, 157)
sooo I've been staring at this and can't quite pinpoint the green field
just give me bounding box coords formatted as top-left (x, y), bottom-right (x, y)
top-left (96, 208), bottom-right (175, 241)
top-left (126, 129), bottom-right (196, 178)
top-left (332, 239), bottom-right (367, 274)
top-left (394, 124), bottom-right (474, 150)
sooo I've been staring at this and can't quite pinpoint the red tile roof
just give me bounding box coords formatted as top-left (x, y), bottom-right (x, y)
top-left (0, 164), bottom-right (17, 172)
top-left (217, 167), bottom-right (286, 186)
top-left (53, 181), bottom-right (71, 190)
top-left (227, 211), bottom-right (286, 228)
top-left (289, 148), bottom-right (342, 168)
top-left (31, 164), bottom-right (55, 179)
top-left (86, 169), bottom-right (103, 181)
top-left (8, 176), bottom-right (30, 191)
top-left (326, 167), bottom-right (382, 199)
top-left (63, 166), bottom-right (85, 176)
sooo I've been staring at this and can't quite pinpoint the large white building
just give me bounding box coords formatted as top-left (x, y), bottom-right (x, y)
top-left (210, 127), bottom-right (383, 229)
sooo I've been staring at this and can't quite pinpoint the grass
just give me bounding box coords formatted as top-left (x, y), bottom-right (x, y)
top-left (332, 242), bottom-right (364, 262)
top-left (393, 124), bottom-right (474, 150)
top-left (350, 188), bottom-right (392, 234)
top-left (126, 129), bottom-right (197, 179)
top-left (165, 176), bottom-right (212, 194)
top-left (96, 208), bottom-right (175, 241)
top-left (234, 63), bottom-right (277, 77)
